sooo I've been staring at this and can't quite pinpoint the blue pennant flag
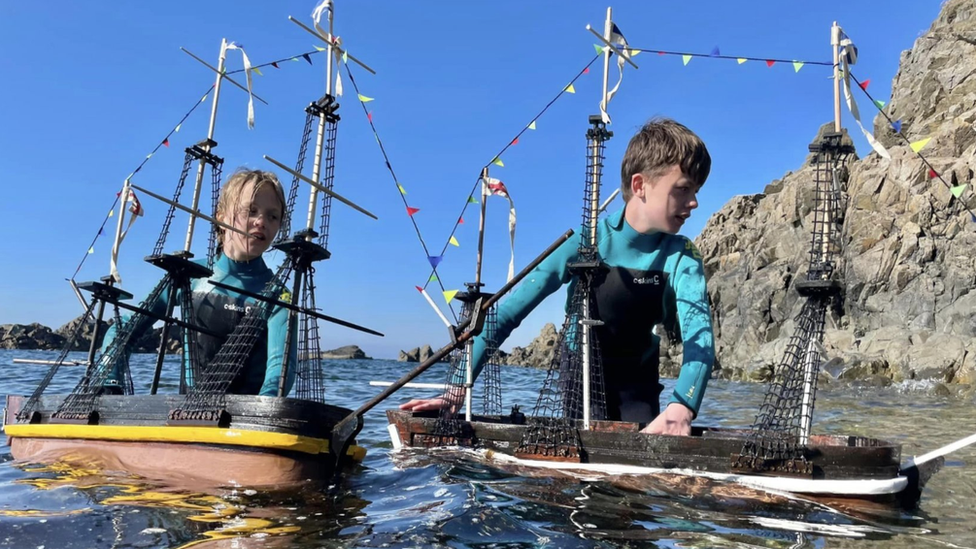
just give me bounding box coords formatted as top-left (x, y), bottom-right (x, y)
top-left (892, 119), bottom-right (902, 134)
top-left (427, 255), bottom-right (443, 269)
top-left (710, 46), bottom-right (720, 57)
top-left (302, 53), bottom-right (312, 65)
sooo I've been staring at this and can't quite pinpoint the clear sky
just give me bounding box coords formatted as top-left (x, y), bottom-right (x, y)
top-left (0, 1), bottom-right (941, 359)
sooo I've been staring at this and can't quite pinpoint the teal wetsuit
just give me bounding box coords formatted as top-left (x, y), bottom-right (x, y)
top-left (102, 254), bottom-right (296, 396)
top-left (470, 208), bottom-right (714, 422)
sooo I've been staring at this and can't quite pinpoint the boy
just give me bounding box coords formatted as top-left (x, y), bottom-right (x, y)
top-left (402, 118), bottom-right (715, 436)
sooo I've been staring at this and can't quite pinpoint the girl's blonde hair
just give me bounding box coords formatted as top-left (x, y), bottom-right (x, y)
top-left (216, 168), bottom-right (287, 247)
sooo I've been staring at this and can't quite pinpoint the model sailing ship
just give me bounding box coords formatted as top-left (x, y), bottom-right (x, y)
top-left (3, 1), bottom-right (383, 487)
top-left (385, 13), bottom-right (958, 509)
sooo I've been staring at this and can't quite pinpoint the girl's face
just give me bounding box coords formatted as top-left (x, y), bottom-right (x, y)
top-left (220, 181), bottom-right (282, 261)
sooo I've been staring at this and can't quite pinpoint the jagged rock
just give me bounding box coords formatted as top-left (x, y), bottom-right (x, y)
top-left (505, 323), bottom-right (559, 369)
top-left (0, 323), bottom-right (64, 350)
top-left (696, 0), bottom-right (976, 387)
top-left (398, 347), bottom-right (421, 362)
top-left (319, 345), bottom-right (369, 360)
top-left (419, 344), bottom-right (434, 362)
top-left (56, 315), bottom-right (109, 351)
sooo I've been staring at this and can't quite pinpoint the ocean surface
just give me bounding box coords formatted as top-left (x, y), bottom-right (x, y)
top-left (1, 348), bottom-right (975, 549)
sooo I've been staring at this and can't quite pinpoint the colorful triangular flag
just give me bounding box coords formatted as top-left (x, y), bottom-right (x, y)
top-left (583, 67), bottom-right (589, 74)
top-left (427, 255), bottom-right (443, 269)
top-left (415, 285), bottom-right (423, 292)
top-left (594, 43), bottom-right (604, 55)
top-left (928, 169), bottom-right (938, 179)
top-left (528, 120), bottom-right (537, 130)
top-left (162, 138), bottom-right (169, 147)
top-left (910, 137), bottom-right (931, 153)
top-left (174, 123), bottom-right (182, 133)
top-left (793, 61), bottom-right (804, 73)
top-left (458, 217), bottom-right (464, 224)
top-left (313, 45), bottom-right (326, 52)
top-left (950, 184), bottom-right (968, 198)
top-left (765, 60), bottom-right (775, 67)
top-left (467, 196), bottom-right (479, 204)
top-left (291, 57), bottom-right (301, 63)
top-left (629, 49), bottom-right (640, 57)
top-left (271, 61), bottom-right (279, 69)
top-left (737, 58), bottom-right (747, 64)
top-left (492, 157), bottom-right (505, 168)
top-left (342, 51), bottom-right (348, 64)
top-left (428, 273), bottom-right (438, 283)
top-left (443, 289), bottom-right (458, 304)
top-left (367, 111), bottom-right (373, 122)
top-left (398, 184), bottom-right (407, 195)
top-left (201, 93), bottom-right (209, 103)
top-left (108, 209), bottom-right (114, 218)
top-left (859, 79), bottom-right (871, 91)
top-left (406, 206), bottom-right (420, 216)
top-left (682, 54), bottom-right (692, 66)
top-left (892, 120), bottom-right (902, 133)
top-left (251, 66), bottom-right (263, 76)
top-left (564, 83), bottom-right (576, 94)
top-left (874, 99), bottom-right (886, 109)
top-left (358, 94), bottom-right (374, 102)
top-left (449, 236), bottom-right (459, 247)
top-left (511, 137), bottom-right (519, 145)
top-left (710, 46), bottom-right (720, 57)
top-left (302, 53), bottom-right (312, 65)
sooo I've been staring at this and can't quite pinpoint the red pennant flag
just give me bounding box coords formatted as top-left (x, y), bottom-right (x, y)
top-left (458, 217), bottom-right (464, 224)
top-left (271, 61), bottom-right (280, 69)
top-left (859, 79), bottom-right (871, 91)
top-left (511, 137), bottom-right (519, 145)
top-left (929, 169), bottom-right (938, 179)
top-left (765, 60), bottom-right (775, 67)
top-left (658, 51), bottom-right (665, 55)
top-left (407, 206), bottom-right (420, 216)
top-left (415, 285), bottom-right (423, 292)
top-left (162, 138), bottom-right (170, 147)
top-left (367, 112), bottom-right (373, 122)
top-left (583, 67), bottom-right (590, 74)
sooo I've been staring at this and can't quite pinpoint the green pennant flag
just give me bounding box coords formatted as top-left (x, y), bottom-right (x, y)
top-left (951, 184), bottom-right (968, 198)
top-left (467, 196), bottom-right (479, 204)
top-left (874, 99), bottom-right (886, 109)
top-left (594, 43), bottom-right (604, 55)
top-left (492, 157), bottom-right (505, 167)
top-left (428, 273), bottom-right (438, 283)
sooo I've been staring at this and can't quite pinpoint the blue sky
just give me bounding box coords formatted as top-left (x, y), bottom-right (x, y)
top-left (0, 2), bottom-right (941, 359)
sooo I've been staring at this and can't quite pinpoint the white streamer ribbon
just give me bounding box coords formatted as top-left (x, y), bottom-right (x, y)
top-left (110, 182), bottom-right (145, 284)
top-left (226, 43), bottom-right (255, 129)
top-left (839, 29), bottom-right (889, 159)
top-left (601, 22), bottom-right (629, 125)
top-left (483, 177), bottom-right (517, 282)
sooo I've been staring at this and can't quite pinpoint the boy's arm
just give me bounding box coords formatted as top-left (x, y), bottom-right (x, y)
top-left (260, 302), bottom-right (297, 397)
top-left (401, 234), bottom-right (579, 411)
top-left (667, 240), bottom-right (715, 418)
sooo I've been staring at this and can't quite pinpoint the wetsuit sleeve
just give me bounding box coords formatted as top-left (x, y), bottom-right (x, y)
top-left (260, 303), bottom-right (297, 397)
top-left (667, 239), bottom-right (715, 417)
top-left (470, 234), bottom-right (579, 379)
top-left (99, 277), bottom-right (173, 386)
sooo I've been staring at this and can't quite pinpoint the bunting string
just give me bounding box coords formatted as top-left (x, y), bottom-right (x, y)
top-left (630, 47), bottom-right (833, 68)
top-left (70, 46), bottom-right (335, 281)
top-left (848, 70), bottom-right (976, 221)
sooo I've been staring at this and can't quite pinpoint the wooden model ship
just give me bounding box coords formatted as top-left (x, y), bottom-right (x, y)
top-left (386, 14), bottom-right (949, 509)
top-left (3, 1), bottom-right (381, 487)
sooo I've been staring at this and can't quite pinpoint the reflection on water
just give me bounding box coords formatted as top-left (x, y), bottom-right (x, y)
top-left (2, 350), bottom-right (975, 548)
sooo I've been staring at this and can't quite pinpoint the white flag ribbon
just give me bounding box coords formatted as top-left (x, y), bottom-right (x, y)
top-left (226, 43), bottom-right (255, 129)
top-left (483, 177), bottom-right (517, 282)
top-left (839, 30), bottom-right (889, 159)
top-left (601, 22), bottom-right (629, 125)
top-left (110, 183), bottom-right (145, 284)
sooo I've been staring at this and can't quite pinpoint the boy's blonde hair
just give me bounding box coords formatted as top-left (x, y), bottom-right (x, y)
top-left (620, 118), bottom-right (711, 202)
top-left (216, 168), bottom-right (287, 246)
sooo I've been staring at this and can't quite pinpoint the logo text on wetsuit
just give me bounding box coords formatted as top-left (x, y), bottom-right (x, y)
top-left (223, 303), bottom-right (253, 314)
top-left (633, 275), bottom-right (661, 285)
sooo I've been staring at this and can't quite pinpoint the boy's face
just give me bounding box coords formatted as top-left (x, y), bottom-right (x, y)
top-left (628, 164), bottom-right (700, 234)
top-left (220, 182), bottom-right (282, 261)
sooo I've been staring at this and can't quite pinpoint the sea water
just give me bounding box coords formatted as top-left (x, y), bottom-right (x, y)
top-left (1, 349), bottom-right (974, 548)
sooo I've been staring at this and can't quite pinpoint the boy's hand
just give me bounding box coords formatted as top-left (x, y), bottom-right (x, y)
top-left (399, 388), bottom-right (464, 413)
top-left (641, 403), bottom-right (693, 436)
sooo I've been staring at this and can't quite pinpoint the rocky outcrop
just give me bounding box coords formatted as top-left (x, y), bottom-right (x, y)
top-left (695, 0), bottom-right (976, 387)
top-left (319, 345), bottom-right (369, 360)
top-left (397, 344), bottom-right (444, 363)
top-left (3, 316), bottom-right (181, 355)
top-left (504, 323), bottom-right (559, 369)
top-left (0, 323), bottom-right (64, 350)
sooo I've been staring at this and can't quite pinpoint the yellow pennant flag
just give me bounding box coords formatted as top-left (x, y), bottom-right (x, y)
top-left (313, 45), bottom-right (326, 52)
top-left (492, 157), bottom-right (505, 168)
top-left (951, 184), bottom-right (968, 198)
top-left (251, 66), bottom-right (263, 76)
top-left (108, 209), bottom-right (114, 218)
top-left (174, 123), bottom-right (182, 133)
top-left (910, 138), bottom-right (931, 153)
top-left (201, 93), bottom-right (209, 103)
top-left (358, 94), bottom-right (374, 103)
top-left (564, 83), bottom-right (576, 94)
top-left (737, 58), bottom-right (747, 64)
top-left (449, 236), bottom-right (460, 247)
top-left (682, 55), bottom-right (692, 66)
top-left (398, 184), bottom-right (407, 195)
top-left (342, 51), bottom-right (349, 64)
top-left (629, 49), bottom-right (640, 57)
top-left (88, 246), bottom-right (94, 254)
top-left (792, 61), bottom-right (804, 73)
top-left (443, 289), bottom-right (459, 304)
top-left (528, 120), bottom-right (537, 130)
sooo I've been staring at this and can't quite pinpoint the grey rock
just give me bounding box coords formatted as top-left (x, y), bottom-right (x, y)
top-left (504, 323), bottom-right (559, 369)
top-left (319, 345), bottom-right (369, 360)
